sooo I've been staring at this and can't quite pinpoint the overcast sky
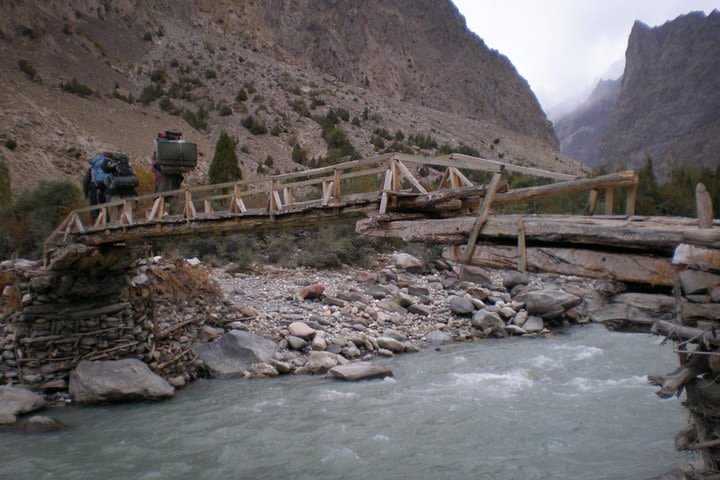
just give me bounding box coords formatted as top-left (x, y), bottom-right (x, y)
top-left (452, 1), bottom-right (718, 118)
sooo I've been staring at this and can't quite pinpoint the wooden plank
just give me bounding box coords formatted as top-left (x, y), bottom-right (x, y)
top-left (283, 187), bottom-right (294, 206)
top-left (148, 197), bottom-right (164, 221)
top-left (697, 183), bottom-right (714, 229)
top-left (517, 217), bottom-right (527, 272)
top-left (586, 189), bottom-right (598, 216)
top-left (437, 169), bottom-right (451, 190)
top-left (183, 191), bottom-right (196, 219)
top-left (93, 208), bottom-right (107, 228)
top-left (120, 201), bottom-right (133, 225)
top-left (322, 181), bottom-right (334, 206)
top-left (393, 152), bottom-right (503, 173)
top-left (356, 214), bottom-right (720, 250)
top-left (446, 244), bottom-right (674, 286)
top-left (378, 167), bottom-right (394, 215)
top-left (395, 160), bottom-right (427, 193)
top-left (333, 169), bottom-right (342, 201)
top-left (449, 153), bottom-right (579, 181)
top-left (72, 213), bottom-right (85, 233)
top-left (605, 187), bottom-right (614, 215)
top-left (204, 199), bottom-right (212, 214)
top-left (462, 168), bottom-right (504, 263)
top-left (625, 172), bottom-right (638, 217)
top-left (449, 168), bottom-right (462, 188)
top-left (450, 167), bottom-right (475, 187)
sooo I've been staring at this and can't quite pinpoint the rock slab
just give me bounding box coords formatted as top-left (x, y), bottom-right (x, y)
top-left (69, 359), bottom-right (174, 404)
top-left (194, 330), bottom-right (278, 379)
top-left (0, 386), bottom-right (46, 424)
top-left (328, 362), bottom-right (393, 381)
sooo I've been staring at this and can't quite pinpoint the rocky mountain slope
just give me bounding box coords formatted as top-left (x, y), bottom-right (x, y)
top-left (556, 10), bottom-right (720, 176)
top-left (0, 0), bottom-right (580, 196)
top-left (554, 78), bottom-right (621, 168)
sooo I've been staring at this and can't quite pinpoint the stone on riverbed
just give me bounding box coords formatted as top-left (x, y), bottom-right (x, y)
top-left (302, 351), bottom-right (348, 374)
top-left (22, 415), bottom-right (66, 433)
top-left (449, 296), bottom-right (475, 315)
top-left (328, 362), bottom-right (393, 381)
top-left (194, 330), bottom-right (278, 379)
top-left (69, 359), bottom-right (174, 404)
top-left (514, 289), bottom-right (581, 319)
top-left (522, 316), bottom-right (545, 333)
top-left (424, 330), bottom-right (454, 345)
top-left (0, 385), bottom-right (46, 424)
top-left (389, 253), bottom-right (423, 271)
top-left (376, 337), bottom-right (405, 353)
top-left (471, 310), bottom-right (505, 334)
top-left (288, 321), bottom-right (316, 340)
top-left (297, 283), bottom-right (325, 300)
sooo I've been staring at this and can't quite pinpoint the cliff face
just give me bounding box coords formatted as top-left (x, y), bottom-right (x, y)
top-left (598, 10), bottom-right (720, 175)
top-left (555, 78), bottom-right (621, 167)
top-left (0, 0), bottom-right (575, 195)
top-left (228, 0), bottom-right (557, 146)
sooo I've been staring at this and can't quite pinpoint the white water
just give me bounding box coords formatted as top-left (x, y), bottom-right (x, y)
top-left (1, 325), bottom-right (687, 480)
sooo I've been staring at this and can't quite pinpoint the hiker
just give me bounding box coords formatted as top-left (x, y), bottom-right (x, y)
top-left (152, 131), bottom-right (185, 193)
top-left (82, 152), bottom-right (138, 221)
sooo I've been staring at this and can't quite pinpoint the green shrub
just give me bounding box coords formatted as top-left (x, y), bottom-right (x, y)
top-left (0, 180), bottom-right (85, 258)
top-left (17, 59), bottom-right (38, 81)
top-left (138, 84), bottom-right (163, 104)
top-left (143, 32), bottom-right (152, 41)
top-left (60, 78), bottom-right (94, 97)
top-left (208, 130), bottom-right (241, 184)
top-left (288, 99), bottom-right (310, 117)
top-left (218, 104), bottom-right (233, 116)
top-left (264, 233), bottom-right (295, 265)
top-left (4, 139), bottom-right (17, 151)
top-left (236, 88), bottom-right (248, 102)
top-left (204, 68), bottom-right (217, 79)
top-left (291, 143), bottom-right (308, 164)
top-left (149, 69), bottom-right (166, 83)
top-left (297, 225), bottom-right (379, 269)
top-left (181, 106), bottom-right (208, 131)
top-left (336, 107), bottom-right (350, 122)
top-left (241, 115), bottom-right (268, 135)
top-left (270, 124), bottom-right (282, 136)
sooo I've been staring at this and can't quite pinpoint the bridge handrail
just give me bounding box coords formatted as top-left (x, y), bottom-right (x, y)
top-left (44, 152), bottom-right (599, 258)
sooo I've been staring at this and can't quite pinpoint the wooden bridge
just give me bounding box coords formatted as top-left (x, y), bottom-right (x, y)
top-left (44, 152), bottom-right (720, 286)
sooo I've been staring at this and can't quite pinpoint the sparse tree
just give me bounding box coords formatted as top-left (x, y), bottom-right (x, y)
top-left (0, 159), bottom-right (11, 209)
top-left (208, 131), bottom-right (241, 184)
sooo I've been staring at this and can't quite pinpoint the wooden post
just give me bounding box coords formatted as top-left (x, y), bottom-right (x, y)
top-left (120, 200), bottom-right (133, 225)
top-left (625, 172), bottom-right (638, 217)
top-left (604, 188), bottom-right (614, 215)
top-left (283, 187), bottom-right (295, 206)
top-left (182, 191), bottom-right (196, 220)
top-left (94, 208), bottom-right (107, 228)
top-left (696, 183), bottom-right (714, 229)
top-left (390, 159), bottom-right (401, 209)
top-left (396, 160), bottom-right (428, 193)
top-left (267, 180), bottom-right (282, 213)
top-left (230, 184), bottom-right (247, 214)
top-left (461, 166), bottom-right (504, 263)
top-left (517, 217), bottom-right (527, 272)
top-left (333, 168), bottom-right (342, 202)
top-left (378, 166), bottom-right (394, 215)
top-left (585, 189), bottom-right (598, 216)
top-left (148, 196), bottom-right (165, 221)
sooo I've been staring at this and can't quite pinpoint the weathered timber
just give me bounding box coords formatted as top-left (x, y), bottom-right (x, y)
top-left (652, 320), bottom-right (720, 348)
top-left (697, 183), bottom-right (714, 229)
top-left (462, 168), bottom-right (504, 263)
top-left (357, 214), bottom-right (720, 250)
top-left (445, 244), bottom-right (675, 286)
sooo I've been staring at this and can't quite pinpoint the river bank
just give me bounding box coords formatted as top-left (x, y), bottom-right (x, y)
top-left (0, 324), bottom-right (685, 480)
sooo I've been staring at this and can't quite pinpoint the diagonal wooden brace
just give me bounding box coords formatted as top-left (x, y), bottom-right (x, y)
top-left (461, 166), bottom-right (504, 264)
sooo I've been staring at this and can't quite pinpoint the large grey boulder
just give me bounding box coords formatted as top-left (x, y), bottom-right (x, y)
top-left (424, 330), bottom-right (454, 345)
top-left (288, 321), bottom-right (316, 340)
top-left (376, 337), bottom-right (405, 353)
top-left (459, 265), bottom-right (492, 285)
top-left (69, 359), bottom-right (174, 404)
top-left (0, 386), bottom-right (46, 424)
top-left (328, 362), bottom-right (393, 381)
top-left (471, 310), bottom-right (505, 334)
top-left (449, 296), bottom-right (475, 315)
top-left (522, 316), bottom-right (545, 333)
top-left (194, 330), bottom-right (278, 379)
top-left (514, 289), bottom-right (581, 319)
top-left (389, 253), bottom-right (423, 271)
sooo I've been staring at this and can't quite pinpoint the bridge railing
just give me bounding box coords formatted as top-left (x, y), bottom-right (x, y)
top-left (45, 152), bottom-right (635, 258)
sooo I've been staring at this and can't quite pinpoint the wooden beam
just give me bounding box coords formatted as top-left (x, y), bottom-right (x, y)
top-left (393, 152), bottom-right (503, 174)
top-left (625, 172), bottom-right (638, 217)
top-left (697, 183), bottom-right (714, 229)
top-left (446, 244), bottom-right (675, 286)
top-left (585, 189), bottom-right (598, 216)
top-left (378, 167), bottom-right (394, 215)
top-left (449, 153), bottom-right (579, 181)
top-left (605, 187), bottom-right (614, 215)
top-left (182, 191), bottom-right (196, 220)
top-left (356, 214), bottom-right (720, 250)
top-left (283, 187), bottom-right (295, 206)
top-left (333, 169), bottom-right (342, 201)
top-left (461, 167), bottom-right (504, 263)
top-left (517, 217), bottom-right (527, 272)
top-left (395, 160), bottom-right (428, 193)
top-left (322, 181), bottom-right (334, 206)
top-left (148, 197), bottom-right (164, 221)
top-left (120, 200), bottom-right (133, 225)
top-left (449, 167), bottom-right (475, 187)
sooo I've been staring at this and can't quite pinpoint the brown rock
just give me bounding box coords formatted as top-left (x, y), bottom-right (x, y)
top-left (298, 284), bottom-right (325, 300)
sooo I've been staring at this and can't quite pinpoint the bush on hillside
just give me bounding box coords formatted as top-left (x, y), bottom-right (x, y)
top-left (0, 159), bottom-right (11, 209)
top-left (0, 180), bottom-right (85, 259)
top-left (60, 78), bottom-right (94, 97)
top-left (208, 131), bottom-right (241, 184)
